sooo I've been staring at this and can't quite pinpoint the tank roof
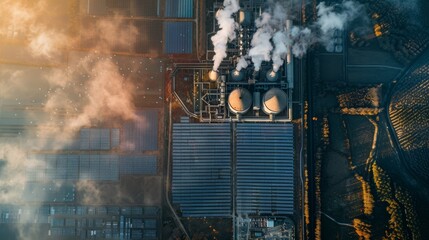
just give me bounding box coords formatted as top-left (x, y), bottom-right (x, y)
top-left (262, 88), bottom-right (287, 115)
top-left (228, 88), bottom-right (252, 114)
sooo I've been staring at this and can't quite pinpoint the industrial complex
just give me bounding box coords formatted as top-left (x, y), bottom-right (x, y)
top-left (0, 0), bottom-right (301, 239)
top-left (1, 0), bottom-right (429, 239)
top-left (168, 1), bottom-right (299, 239)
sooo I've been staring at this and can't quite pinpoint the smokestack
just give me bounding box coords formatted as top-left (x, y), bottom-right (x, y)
top-left (266, 69), bottom-right (278, 81)
top-left (285, 20), bottom-right (293, 64)
top-left (211, 0), bottom-right (240, 71)
top-left (209, 70), bottom-right (219, 82)
top-left (231, 69), bottom-right (244, 81)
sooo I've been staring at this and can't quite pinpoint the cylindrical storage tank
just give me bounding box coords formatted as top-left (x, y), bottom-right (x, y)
top-left (238, 10), bottom-right (253, 27)
top-left (262, 88), bottom-right (287, 115)
top-left (253, 92), bottom-right (261, 111)
top-left (228, 88), bottom-right (252, 115)
top-left (231, 69), bottom-right (244, 81)
top-left (208, 70), bottom-right (219, 81)
top-left (266, 69), bottom-right (279, 81)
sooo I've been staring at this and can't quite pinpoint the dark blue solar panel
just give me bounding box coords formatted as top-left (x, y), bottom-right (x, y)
top-left (165, 0), bottom-right (193, 18)
top-left (111, 128), bottom-right (120, 148)
top-left (164, 22), bottom-right (193, 54)
top-left (172, 123), bottom-right (231, 217)
top-left (122, 110), bottom-right (158, 151)
top-left (120, 155), bottom-right (157, 175)
top-left (236, 123), bottom-right (294, 215)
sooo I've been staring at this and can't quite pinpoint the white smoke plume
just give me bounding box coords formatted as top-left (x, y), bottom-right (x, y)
top-left (245, 0), bottom-right (366, 70)
top-left (316, 0), bottom-right (364, 49)
top-left (211, 0), bottom-right (240, 71)
top-left (272, 31), bottom-right (290, 72)
top-left (268, 1), bottom-right (291, 72)
top-left (290, 26), bottom-right (314, 58)
top-left (249, 12), bottom-right (274, 71)
top-left (248, 1), bottom-right (292, 71)
top-left (236, 56), bottom-right (249, 71)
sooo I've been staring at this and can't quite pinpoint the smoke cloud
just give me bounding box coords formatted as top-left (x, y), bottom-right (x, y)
top-left (249, 12), bottom-right (274, 71)
top-left (316, 0), bottom-right (364, 49)
top-left (232, 0), bottom-right (366, 71)
top-left (236, 56), bottom-right (249, 71)
top-left (0, 1), bottom-right (143, 238)
top-left (0, 0), bottom-right (72, 60)
top-left (211, 0), bottom-right (240, 71)
top-left (290, 26), bottom-right (314, 58)
top-left (272, 31), bottom-right (290, 72)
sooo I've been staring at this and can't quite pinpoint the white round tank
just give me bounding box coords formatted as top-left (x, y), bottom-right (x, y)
top-left (262, 88), bottom-right (287, 115)
top-left (228, 88), bottom-right (252, 115)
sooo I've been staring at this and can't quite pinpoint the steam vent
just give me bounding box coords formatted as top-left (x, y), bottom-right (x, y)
top-left (231, 69), bottom-right (245, 81)
top-left (208, 70), bottom-right (219, 81)
top-left (262, 88), bottom-right (287, 115)
top-left (228, 88), bottom-right (252, 114)
top-left (266, 69), bottom-right (279, 81)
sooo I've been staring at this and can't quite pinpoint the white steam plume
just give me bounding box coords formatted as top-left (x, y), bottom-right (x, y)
top-left (211, 0), bottom-right (240, 71)
top-left (316, 0), bottom-right (363, 49)
top-left (236, 56), bottom-right (249, 71)
top-left (290, 26), bottom-right (314, 58)
top-left (249, 1), bottom-right (292, 71)
top-left (269, 2), bottom-right (291, 72)
top-left (272, 31), bottom-right (290, 72)
top-left (249, 12), bottom-right (274, 71)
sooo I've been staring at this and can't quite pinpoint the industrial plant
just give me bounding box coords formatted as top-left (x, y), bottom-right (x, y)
top-left (170, 1), bottom-right (298, 239)
top-left (1, 0), bottom-right (428, 239)
top-left (172, 0), bottom-right (295, 122)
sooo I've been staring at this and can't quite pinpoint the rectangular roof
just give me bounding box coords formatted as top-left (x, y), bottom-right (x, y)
top-left (121, 109), bottom-right (159, 151)
top-left (165, 0), bottom-right (193, 18)
top-left (163, 22), bottom-right (193, 54)
top-left (236, 123), bottom-right (294, 215)
top-left (171, 122), bottom-right (295, 217)
top-left (172, 123), bottom-right (231, 217)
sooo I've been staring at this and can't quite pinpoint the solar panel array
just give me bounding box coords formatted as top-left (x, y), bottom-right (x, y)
top-left (27, 154), bottom-right (157, 181)
top-left (120, 156), bottom-right (158, 175)
top-left (172, 124), bottom-right (232, 217)
top-left (122, 110), bottom-right (159, 151)
top-left (0, 204), bottom-right (160, 239)
top-left (172, 123), bottom-right (295, 217)
top-left (236, 124), bottom-right (294, 215)
top-left (80, 128), bottom-right (120, 150)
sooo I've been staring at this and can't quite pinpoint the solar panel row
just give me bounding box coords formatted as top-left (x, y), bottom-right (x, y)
top-left (27, 154), bottom-right (157, 181)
